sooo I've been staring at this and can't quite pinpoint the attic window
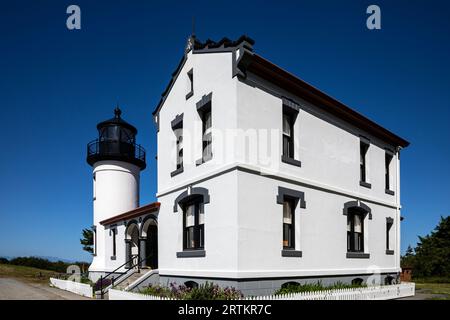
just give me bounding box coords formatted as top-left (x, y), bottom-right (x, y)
top-left (186, 69), bottom-right (194, 100)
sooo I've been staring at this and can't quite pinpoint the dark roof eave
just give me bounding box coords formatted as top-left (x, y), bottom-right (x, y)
top-left (99, 202), bottom-right (160, 226)
top-left (240, 52), bottom-right (410, 148)
top-left (152, 35), bottom-right (255, 117)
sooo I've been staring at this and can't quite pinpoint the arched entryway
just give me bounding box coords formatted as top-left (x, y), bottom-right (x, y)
top-left (125, 221), bottom-right (140, 268)
top-left (140, 216), bottom-right (158, 269)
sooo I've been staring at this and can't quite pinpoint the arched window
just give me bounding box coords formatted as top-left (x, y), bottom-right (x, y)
top-left (281, 282), bottom-right (300, 289)
top-left (352, 278), bottom-right (364, 286)
top-left (184, 281), bottom-right (198, 289)
top-left (385, 276), bottom-right (395, 285)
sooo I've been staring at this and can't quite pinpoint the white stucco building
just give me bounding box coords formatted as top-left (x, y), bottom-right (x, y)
top-left (87, 35), bottom-right (409, 295)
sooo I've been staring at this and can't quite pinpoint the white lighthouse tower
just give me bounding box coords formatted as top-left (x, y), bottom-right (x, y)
top-left (86, 107), bottom-right (146, 280)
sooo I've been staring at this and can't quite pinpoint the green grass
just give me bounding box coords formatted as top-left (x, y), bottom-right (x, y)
top-left (0, 263), bottom-right (60, 283)
top-left (415, 282), bottom-right (450, 300)
top-left (412, 276), bottom-right (450, 284)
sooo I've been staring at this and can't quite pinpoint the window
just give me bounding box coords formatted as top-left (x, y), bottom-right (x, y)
top-left (385, 152), bottom-right (393, 192)
top-left (281, 104), bottom-right (301, 167)
top-left (176, 130), bottom-right (183, 170)
top-left (351, 278), bottom-right (364, 286)
top-left (112, 228), bottom-right (116, 258)
top-left (283, 198), bottom-right (295, 249)
top-left (360, 142), bottom-right (369, 183)
top-left (171, 115), bottom-right (183, 177)
top-left (282, 112), bottom-right (294, 159)
top-left (386, 218), bottom-right (394, 254)
top-left (183, 201), bottom-right (204, 250)
top-left (196, 93), bottom-right (212, 165)
top-left (186, 69), bottom-right (194, 100)
top-left (93, 173), bottom-right (96, 201)
top-left (384, 276), bottom-right (395, 285)
top-left (184, 281), bottom-right (198, 289)
top-left (201, 109), bottom-right (212, 161)
top-left (93, 226), bottom-right (97, 256)
top-left (120, 128), bottom-right (135, 144)
top-left (277, 187), bottom-right (305, 257)
top-left (347, 211), bottom-right (364, 252)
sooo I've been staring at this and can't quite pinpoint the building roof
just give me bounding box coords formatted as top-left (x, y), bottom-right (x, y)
top-left (153, 35), bottom-right (409, 148)
top-left (97, 106), bottom-right (138, 135)
top-left (99, 202), bottom-right (160, 226)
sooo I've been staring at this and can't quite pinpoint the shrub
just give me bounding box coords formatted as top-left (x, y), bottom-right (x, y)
top-left (140, 284), bottom-right (172, 297)
top-left (80, 276), bottom-right (93, 285)
top-left (140, 282), bottom-right (243, 300)
top-left (274, 281), bottom-right (366, 295)
top-left (93, 278), bottom-right (112, 291)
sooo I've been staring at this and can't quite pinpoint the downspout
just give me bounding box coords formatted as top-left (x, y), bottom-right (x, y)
top-left (396, 147), bottom-right (402, 273)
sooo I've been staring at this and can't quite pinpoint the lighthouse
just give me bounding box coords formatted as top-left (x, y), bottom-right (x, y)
top-left (86, 107), bottom-right (146, 278)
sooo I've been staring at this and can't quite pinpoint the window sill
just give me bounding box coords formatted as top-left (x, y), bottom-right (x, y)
top-left (170, 167), bottom-right (184, 177)
top-left (185, 91), bottom-right (193, 100)
top-left (346, 252), bottom-right (370, 259)
top-left (281, 155), bottom-right (302, 167)
top-left (359, 181), bottom-right (372, 189)
top-left (196, 154), bottom-right (212, 166)
top-left (281, 250), bottom-right (302, 257)
top-left (386, 250), bottom-right (394, 255)
top-left (176, 250), bottom-right (206, 258)
top-left (385, 189), bottom-right (395, 196)
top-left (110, 256), bottom-right (116, 260)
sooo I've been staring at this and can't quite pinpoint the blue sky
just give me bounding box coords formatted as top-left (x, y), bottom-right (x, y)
top-left (0, 0), bottom-right (449, 261)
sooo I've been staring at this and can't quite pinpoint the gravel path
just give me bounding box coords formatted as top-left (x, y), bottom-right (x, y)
top-left (0, 278), bottom-right (91, 300)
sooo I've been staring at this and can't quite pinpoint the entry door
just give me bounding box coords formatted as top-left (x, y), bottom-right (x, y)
top-left (146, 225), bottom-right (158, 269)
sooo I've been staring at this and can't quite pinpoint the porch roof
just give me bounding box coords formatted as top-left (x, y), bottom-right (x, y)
top-left (99, 202), bottom-right (160, 226)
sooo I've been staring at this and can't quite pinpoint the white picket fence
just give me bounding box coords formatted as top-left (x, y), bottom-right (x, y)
top-left (108, 283), bottom-right (415, 300)
top-left (109, 288), bottom-right (178, 300)
top-left (49, 278), bottom-right (93, 298)
top-left (245, 283), bottom-right (415, 300)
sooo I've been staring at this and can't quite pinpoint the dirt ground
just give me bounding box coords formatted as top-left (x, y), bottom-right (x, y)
top-left (0, 277), bottom-right (91, 300)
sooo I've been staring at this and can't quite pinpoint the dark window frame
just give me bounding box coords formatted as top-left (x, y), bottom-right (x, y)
top-left (385, 152), bottom-right (394, 194)
top-left (176, 130), bottom-right (183, 170)
top-left (182, 198), bottom-right (204, 251)
top-left (186, 69), bottom-right (194, 100)
top-left (277, 187), bottom-right (305, 257)
top-left (92, 226), bottom-right (97, 256)
top-left (171, 115), bottom-right (184, 177)
top-left (282, 197), bottom-right (296, 250)
top-left (111, 228), bottom-right (117, 259)
top-left (282, 111), bottom-right (295, 159)
top-left (196, 104), bottom-right (212, 165)
top-left (386, 218), bottom-right (394, 252)
top-left (281, 104), bottom-right (301, 167)
top-left (360, 141), bottom-right (369, 183)
top-left (347, 211), bottom-right (365, 253)
top-left (202, 109), bottom-right (212, 160)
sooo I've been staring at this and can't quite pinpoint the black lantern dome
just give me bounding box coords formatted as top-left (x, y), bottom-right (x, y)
top-left (87, 107), bottom-right (146, 170)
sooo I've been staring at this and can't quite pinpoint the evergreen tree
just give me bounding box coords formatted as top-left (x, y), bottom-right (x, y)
top-left (402, 216), bottom-right (450, 278)
top-left (80, 228), bottom-right (94, 254)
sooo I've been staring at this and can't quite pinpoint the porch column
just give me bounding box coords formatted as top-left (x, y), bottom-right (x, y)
top-left (139, 238), bottom-right (146, 268)
top-left (125, 240), bottom-right (131, 268)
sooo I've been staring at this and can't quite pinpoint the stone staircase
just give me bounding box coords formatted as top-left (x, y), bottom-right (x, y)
top-left (114, 269), bottom-right (151, 290)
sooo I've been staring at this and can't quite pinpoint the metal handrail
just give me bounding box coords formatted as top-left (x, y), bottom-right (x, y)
top-left (98, 254), bottom-right (149, 299)
top-left (98, 254), bottom-right (138, 298)
top-left (87, 139), bottom-right (146, 162)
